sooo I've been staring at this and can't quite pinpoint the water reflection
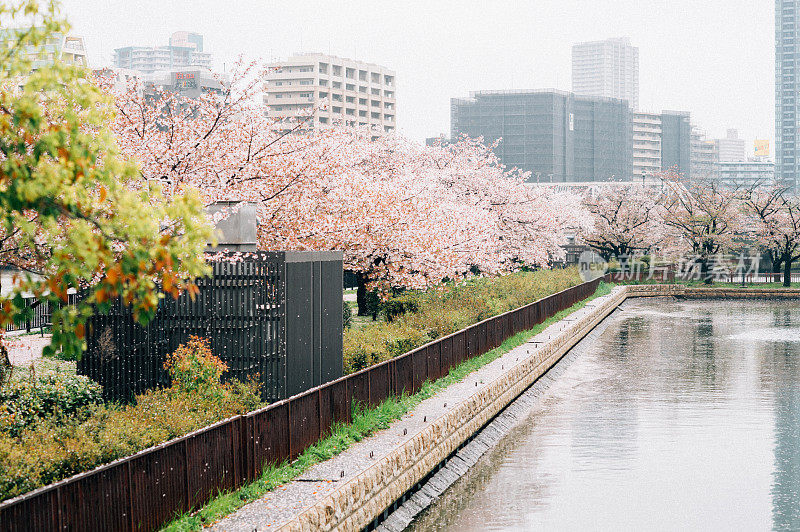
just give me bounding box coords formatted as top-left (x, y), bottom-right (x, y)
top-left (408, 299), bottom-right (800, 531)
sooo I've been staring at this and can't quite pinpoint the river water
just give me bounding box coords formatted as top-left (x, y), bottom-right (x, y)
top-left (409, 298), bottom-right (800, 531)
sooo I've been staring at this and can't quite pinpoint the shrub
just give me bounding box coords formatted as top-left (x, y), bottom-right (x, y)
top-left (382, 293), bottom-right (420, 322)
top-left (343, 268), bottom-right (582, 371)
top-left (164, 336), bottom-right (226, 395)
top-left (0, 374), bottom-right (102, 436)
top-left (0, 338), bottom-right (262, 501)
top-left (342, 300), bottom-right (353, 329)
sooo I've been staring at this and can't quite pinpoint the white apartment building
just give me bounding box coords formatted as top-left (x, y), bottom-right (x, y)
top-left (717, 160), bottom-right (775, 188)
top-left (632, 112), bottom-right (662, 180)
top-left (263, 53), bottom-right (396, 133)
top-left (572, 37), bottom-right (639, 109)
top-left (715, 129), bottom-right (746, 162)
top-left (113, 32), bottom-right (212, 74)
top-left (691, 126), bottom-right (719, 178)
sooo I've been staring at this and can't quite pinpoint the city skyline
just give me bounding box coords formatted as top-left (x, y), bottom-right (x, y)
top-left (62, 0), bottom-right (772, 151)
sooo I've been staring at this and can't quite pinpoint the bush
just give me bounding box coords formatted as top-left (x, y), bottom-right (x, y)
top-left (342, 300), bottom-right (353, 329)
top-left (382, 293), bottom-right (421, 322)
top-left (164, 336), bottom-right (226, 395)
top-left (0, 374), bottom-right (102, 436)
top-left (343, 268), bottom-right (582, 371)
top-left (0, 338), bottom-right (262, 501)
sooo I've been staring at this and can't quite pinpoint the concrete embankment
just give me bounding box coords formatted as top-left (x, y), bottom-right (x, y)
top-left (212, 284), bottom-right (800, 532)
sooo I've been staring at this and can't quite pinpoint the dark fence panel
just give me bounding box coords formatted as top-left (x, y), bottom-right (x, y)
top-left (1, 278), bottom-right (601, 532)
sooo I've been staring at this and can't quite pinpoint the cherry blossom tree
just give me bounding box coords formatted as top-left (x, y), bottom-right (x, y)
top-left (581, 184), bottom-right (666, 261)
top-left (743, 185), bottom-right (800, 286)
top-left (659, 171), bottom-right (742, 284)
top-left (105, 67), bottom-right (578, 313)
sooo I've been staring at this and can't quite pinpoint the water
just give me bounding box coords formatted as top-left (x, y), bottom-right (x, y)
top-left (409, 299), bottom-right (800, 531)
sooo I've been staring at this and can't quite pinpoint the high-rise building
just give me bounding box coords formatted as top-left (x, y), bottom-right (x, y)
top-left (632, 112), bottom-right (662, 180)
top-left (691, 126), bottom-right (719, 179)
top-left (450, 90), bottom-right (632, 182)
top-left (262, 53), bottom-right (396, 133)
top-left (660, 111), bottom-right (692, 178)
top-left (777, 0), bottom-right (799, 190)
top-left (572, 37), bottom-right (639, 109)
top-left (715, 128), bottom-right (746, 162)
top-left (113, 31), bottom-right (212, 73)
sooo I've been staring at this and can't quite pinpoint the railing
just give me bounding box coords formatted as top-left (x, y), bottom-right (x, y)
top-left (4, 294), bottom-right (80, 333)
top-left (0, 278), bottom-right (601, 532)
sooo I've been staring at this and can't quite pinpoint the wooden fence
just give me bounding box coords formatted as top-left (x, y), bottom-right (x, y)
top-left (0, 278), bottom-right (601, 532)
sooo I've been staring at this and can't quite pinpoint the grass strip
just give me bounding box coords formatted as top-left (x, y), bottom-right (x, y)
top-left (163, 282), bottom-right (612, 531)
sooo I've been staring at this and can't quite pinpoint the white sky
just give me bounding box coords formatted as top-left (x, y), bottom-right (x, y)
top-left (61, 0), bottom-right (774, 152)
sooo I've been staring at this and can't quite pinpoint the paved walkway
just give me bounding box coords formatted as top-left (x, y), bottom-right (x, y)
top-left (210, 289), bottom-right (620, 531)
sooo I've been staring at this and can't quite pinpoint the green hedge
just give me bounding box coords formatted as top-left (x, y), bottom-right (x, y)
top-left (343, 268), bottom-right (581, 373)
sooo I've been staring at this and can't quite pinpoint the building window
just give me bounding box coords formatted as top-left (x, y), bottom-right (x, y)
top-left (359, 86), bottom-right (367, 93)
top-left (346, 67), bottom-right (355, 79)
top-left (319, 62), bottom-right (328, 74)
top-left (359, 70), bottom-right (367, 81)
top-left (332, 65), bottom-right (342, 76)
top-left (384, 75), bottom-right (394, 85)
top-left (346, 96), bottom-right (355, 103)
top-left (332, 81), bottom-right (341, 89)
top-left (359, 98), bottom-right (367, 105)
top-left (371, 100), bottom-right (380, 107)
top-left (346, 83), bottom-right (355, 91)
top-left (371, 88), bottom-right (380, 95)
top-left (371, 72), bottom-right (380, 83)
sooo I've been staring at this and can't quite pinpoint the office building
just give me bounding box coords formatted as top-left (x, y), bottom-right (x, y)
top-left (113, 31), bottom-right (212, 73)
top-left (691, 126), bottom-right (719, 179)
top-left (715, 128), bottom-right (746, 162)
top-left (632, 112), bottom-right (662, 180)
top-left (717, 160), bottom-right (775, 188)
top-left (572, 37), bottom-right (639, 109)
top-left (450, 89), bottom-right (632, 183)
top-left (777, 0), bottom-right (799, 189)
top-left (263, 53), bottom-right (396, 133)
top-left (660, 111), bottom-right (692, 178)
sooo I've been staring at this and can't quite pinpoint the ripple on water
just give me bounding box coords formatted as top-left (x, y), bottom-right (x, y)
top-left (729, 328), bottom-right (800, 342)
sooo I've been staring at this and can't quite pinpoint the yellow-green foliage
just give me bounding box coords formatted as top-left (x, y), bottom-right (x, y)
top-left (344, 268), bottom-right (581, 373)
top-left (0, 339), bottom-right (261, 501)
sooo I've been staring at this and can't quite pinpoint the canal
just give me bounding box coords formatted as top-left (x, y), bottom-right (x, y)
top-left (408, 298), bottom-right (800, 531)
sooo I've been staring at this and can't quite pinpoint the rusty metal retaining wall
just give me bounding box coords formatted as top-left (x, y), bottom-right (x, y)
top-left (0, 278), bottom-right (601, 532)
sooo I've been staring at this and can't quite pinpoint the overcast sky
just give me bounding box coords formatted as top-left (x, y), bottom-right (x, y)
top-left (61, 0), bottom-right (774, 153)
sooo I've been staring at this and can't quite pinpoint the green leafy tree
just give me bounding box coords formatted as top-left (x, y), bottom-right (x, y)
top-left (0, 1), bottom-right (212, 359)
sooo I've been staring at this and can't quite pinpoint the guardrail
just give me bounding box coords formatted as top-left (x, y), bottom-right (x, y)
top-left (0, 278), bottom-right (601, 532)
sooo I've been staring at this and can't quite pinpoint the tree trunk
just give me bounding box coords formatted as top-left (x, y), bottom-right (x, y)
top-left (784, 257), bottom-right (792, 287)
top-left (356, 272), bottom-right (368, 316)
top-left (701, 256), bottom-right (713, 285)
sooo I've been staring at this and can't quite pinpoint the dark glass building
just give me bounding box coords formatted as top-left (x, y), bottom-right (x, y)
top-left (660, 111), bottom-right (692, 178)
top-left (450, 90), bottom-right (632, 182)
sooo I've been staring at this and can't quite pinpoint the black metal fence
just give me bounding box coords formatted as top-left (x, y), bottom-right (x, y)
top-left (0, 278), bottom-right (600, 532)
top-left (79, 251), bottom-right (342, 403)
